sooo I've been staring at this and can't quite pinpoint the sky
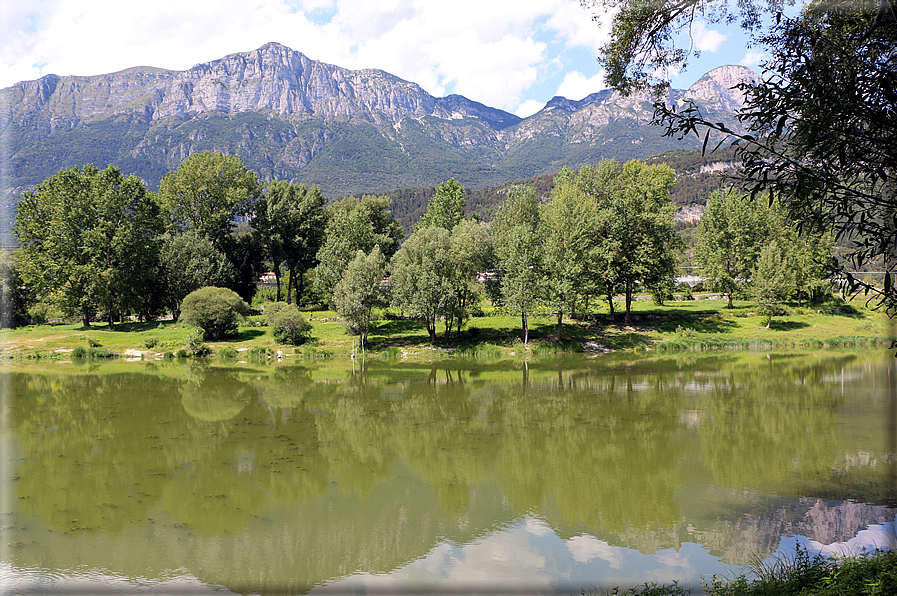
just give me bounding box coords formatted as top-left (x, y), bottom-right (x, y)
top-left (0, 0), bottom-right (772, 118)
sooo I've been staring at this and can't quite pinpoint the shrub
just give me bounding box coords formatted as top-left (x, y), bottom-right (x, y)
top-left (185, 327), bottom-right (210, 356)
top-left (143, 336), bottom-right (159, 349)
top-left (176, 348), bottom-right (189, 358)
top-left (218, 346), bottom-right (238, 359)
top-left (180, 286), bottom-right (249, 340)
top-left (268, 304), bottom-right (312, 346)
top-left (247, 345), bottom-right (272, 360)
top-left (260, 301), bottom-right (289, 322)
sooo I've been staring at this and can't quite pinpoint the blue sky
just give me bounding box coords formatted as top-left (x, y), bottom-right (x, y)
top-left (0, 0), bottom-right (780, 117)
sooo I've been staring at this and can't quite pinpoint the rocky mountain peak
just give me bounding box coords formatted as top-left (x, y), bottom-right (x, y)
top-left (683, 65), bottom-right (759, 112)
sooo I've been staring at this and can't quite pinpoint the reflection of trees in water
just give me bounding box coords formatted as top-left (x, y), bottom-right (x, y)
top-left (5, 353), bottom-right (889, 584)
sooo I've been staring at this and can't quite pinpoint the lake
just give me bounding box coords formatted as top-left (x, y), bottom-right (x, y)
top-left (1, 350), bottom-right (895, 594)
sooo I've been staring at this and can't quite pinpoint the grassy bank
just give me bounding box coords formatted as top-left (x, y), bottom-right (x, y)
top-left (602, 547), bottom-right (897, 595)
top-left (0, 295), bottom-right (893, 361)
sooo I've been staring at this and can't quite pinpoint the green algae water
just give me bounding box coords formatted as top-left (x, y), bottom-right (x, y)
top-left (1, 351), bottom-right (895, 594)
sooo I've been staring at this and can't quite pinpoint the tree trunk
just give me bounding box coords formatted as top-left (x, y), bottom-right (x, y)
top-left (273, 260), bottom-right (282, 302)
top-left (522, 311), bottom-right (529, 344)
top-left (555, 311), bottom-right (563, 341)
top-left (427, 319), bottom-right (436, 343)
top-left (286, 264), bottom-right (295, 304)
top-left (295, 270), bottom-right (305, 306)
top-left (607, 295), bottom-right (615, 320)
top-left (727, 292), bottom-right (734, 308)
top-left (82, 306), bottom-right (91, 328)
top-left (624, 283), bottom-right (633, 326)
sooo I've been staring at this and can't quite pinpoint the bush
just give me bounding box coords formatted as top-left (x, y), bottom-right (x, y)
top-left (180, 286), bottom-right (249, 340)
top-left (247, 345), bottom-right (272, 360)
top-left (218, 346), bottom-right (238, 359)
top-left (143, 336), bottom-right (159, 349)
top-left (268, 304), bottom-right (312, 346)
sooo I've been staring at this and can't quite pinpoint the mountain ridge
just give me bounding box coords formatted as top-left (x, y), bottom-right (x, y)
top-left (0, 42), bottom-right (757, 198)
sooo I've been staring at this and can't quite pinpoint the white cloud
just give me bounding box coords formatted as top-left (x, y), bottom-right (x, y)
top-left (0, 0), bottom-right (717, 110)
top-left (566, 535), bottom-right (625, 568)
top-left (516, 99), bottom-right (547, 118)
top-left (739, 50), bottom-right (768, 69)
top-left (691, 21), bottom-right (727, 53)
top-left (555, 70), bottom-right (607, 100)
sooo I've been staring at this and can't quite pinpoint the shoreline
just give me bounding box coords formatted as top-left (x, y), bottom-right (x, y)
top-left (1, 297), bottom-right (893, 362)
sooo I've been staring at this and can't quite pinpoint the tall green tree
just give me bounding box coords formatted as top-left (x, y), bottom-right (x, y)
top-left (787, 228), bottom-right (835, 307)
top-left (588, 0), bottom-right (897, 313)
top-left (446, 219), bottom-right (493, 338)
top-left (415, 178), bottom-right (466, 232)
top-left (388, 226), bottom-right (455, 343)
top-left (590, 160), bottom-right (679, 325)
top-left (157, 152), bottom-right (264, 303)
top-left (695, 189), bottom-right (773, 308)
top-left (332, 246), bottom-right (387, 347)
top-left (159, 231), bottom-right (237, 321)
top-left (0, 252), bottom-right (31, 328)
top-left (254, 181), bottom-right (327, 304)
top-left (541, 168), bottom-right (599, 339)
top-left (158, 152), bottom-right (263, 250)
top-left (14, 164), bottom-right (162, 327)
top-left (751, 240), bottom-right (795, 328)
top-left (492, 185), bottom-right (542, 344)
top-left (315, 195), bottom-right (403, 303)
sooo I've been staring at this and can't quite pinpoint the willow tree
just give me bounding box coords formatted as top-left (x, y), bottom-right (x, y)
top-left (586, 0), bottom-right (897, 313)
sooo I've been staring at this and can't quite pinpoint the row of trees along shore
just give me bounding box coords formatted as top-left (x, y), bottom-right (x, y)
top-left (5, 149), bottom-right (835, 342)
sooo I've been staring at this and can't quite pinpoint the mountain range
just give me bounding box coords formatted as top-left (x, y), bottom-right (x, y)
top-left (0, 42), bottom-right (757, 199)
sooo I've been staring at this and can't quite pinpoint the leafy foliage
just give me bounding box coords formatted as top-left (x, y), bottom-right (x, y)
top-left (590, 0), bottom-right (897, 313)
top-left (332, 246), bottom-right (386, 345)
top-left (13, 164), bottom-right (162, 327)
top-left (179, 286), bottom-right (249, 340)
top-left (267, 303), bottom-right (313, 346)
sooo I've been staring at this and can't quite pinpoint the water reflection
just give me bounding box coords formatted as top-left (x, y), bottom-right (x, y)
top-left (1, 351), bottom-right (894, 594)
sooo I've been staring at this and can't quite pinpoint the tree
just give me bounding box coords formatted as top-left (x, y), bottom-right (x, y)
top-left (587, 0), bottom-right (897, 313)
top-left (180, 286), bottom-right (249, 340)
top-left (389, 227), bottom-right (455, 343)
top-left (751, 240), bottom-right (795, 328)
top-left (695, 189), bottom-right (773, 308)
top-left (540, 168), bottom-right (599, 339)
top-left (159, 231), bottom-right (237, 321)
top-left (332, 247), bottom-right (387, 346)
top-left (415, 178), bottom-right (466, 232)
top-left (492, 185), bottom-right (542, 344)
top-left (788, 227), bottom-right (835, 307)
top-left (445, 219), bottom-right (493, 338)
top-left (315, 195), bottom-right (403, 303)
top-left (254, 181), bottom-right (327, 304)
top-left (14, 164), bottom-right (162, 327)
top-left (157, 152), bottom-right (265, 303)
top-left (588, 160), bottom-right (679, 325)
top-left (0, 252), bottom-right (31, 328)
top-left (157, 152), bottom-right (263, 250)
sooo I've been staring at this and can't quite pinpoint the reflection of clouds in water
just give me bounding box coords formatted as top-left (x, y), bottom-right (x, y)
top-left (0, 564), bottom-right (234, 595)
top-left (787, 521), bottom-right (897, 558)
top-left (523, 515), bottom-right (554, 537)
top-left (566, 535), bottom-right (625, 568)
top-left (314, 525), bottom-right (553, 594)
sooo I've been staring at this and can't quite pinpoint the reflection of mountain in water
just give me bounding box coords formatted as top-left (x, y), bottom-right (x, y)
top-left (4, 352), bottom-right (893, 592)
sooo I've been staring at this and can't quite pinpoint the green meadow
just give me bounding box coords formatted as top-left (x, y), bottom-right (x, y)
top-left (2, 295), bottom-right (893, 361)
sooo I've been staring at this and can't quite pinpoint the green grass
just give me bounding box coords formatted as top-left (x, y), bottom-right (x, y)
top-left (0, 296), bottom-right (892, 361)
top-left (584, 547), bottom-right (897, 595)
